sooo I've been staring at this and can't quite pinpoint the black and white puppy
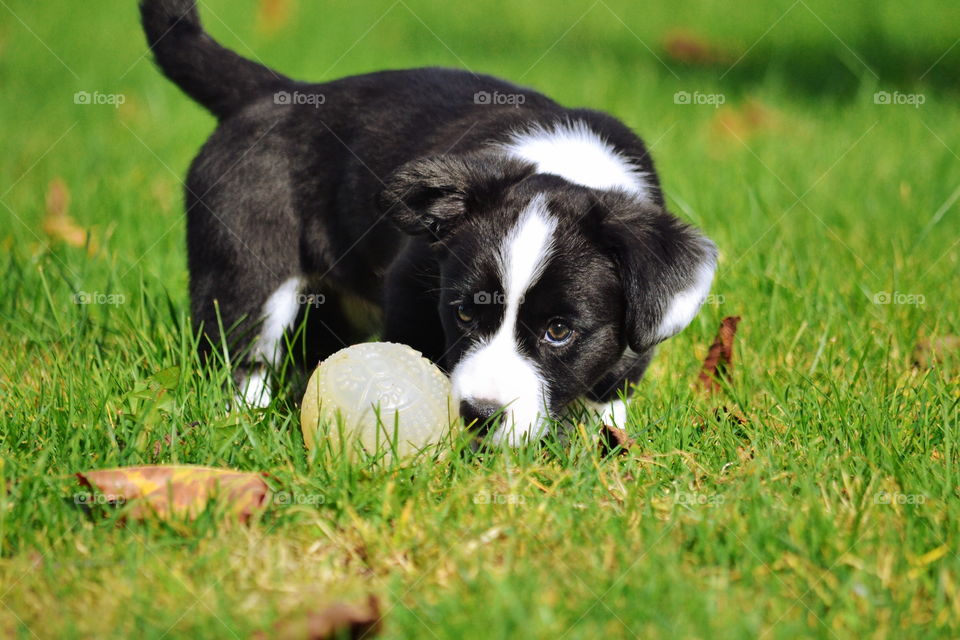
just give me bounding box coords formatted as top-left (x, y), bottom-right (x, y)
top-left (140, 0), bottom-right (717, 446)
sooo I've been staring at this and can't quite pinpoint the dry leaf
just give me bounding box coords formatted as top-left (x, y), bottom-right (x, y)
top-left (151, 421), bottom-right (198, 457)
top-left (698, 316), bottom-right (741, 394)
top-left (76, 465), bottom-right (270, 522)
top-left (662, 29), bottom-right (733, 66)
top-left (253, 595), bottom-right (382, 640)
top-left (598, 424), bottom-right (636, 456)
top-left (256, 0), bottom-right (294, 35)
top-left (151, 434), bottom-right (173, 458)
top-left (912, 336), bottom-right (959, 368)
top-left (711, 100), bottom-right (776, 142)
top-left (714, 405), bottom-right (749, 427)
top-left (43, 178), bottom-right (97, 252)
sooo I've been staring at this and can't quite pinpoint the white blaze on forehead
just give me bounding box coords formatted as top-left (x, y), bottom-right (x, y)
top-left (500, 120), bottom-right (653, 201)
top-left (499, 193), bottom-right (556, 314)
top-left (451, 194), bottom-right (557, 446)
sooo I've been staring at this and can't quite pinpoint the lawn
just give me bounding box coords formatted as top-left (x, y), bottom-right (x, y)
top-left (1, 0), bottom-right (959, 638)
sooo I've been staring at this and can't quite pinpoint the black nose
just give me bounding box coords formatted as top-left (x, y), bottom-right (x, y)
top-left (460, 399), bottom-right (503, 435)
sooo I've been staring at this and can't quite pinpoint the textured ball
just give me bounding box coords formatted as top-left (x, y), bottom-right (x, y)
top-left (300, 342), bottom-right (456, 460)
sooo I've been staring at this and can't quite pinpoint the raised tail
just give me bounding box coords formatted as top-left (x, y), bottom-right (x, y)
top-left (139, 0), bottom-right (291, 119)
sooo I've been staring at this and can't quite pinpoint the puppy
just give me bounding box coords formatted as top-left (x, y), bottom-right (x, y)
top-left (140, 0), bottom-right (717, 445)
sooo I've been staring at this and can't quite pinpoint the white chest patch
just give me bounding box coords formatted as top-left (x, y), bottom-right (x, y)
top-left (500, 121), bottom-right (653, 200)
top-left (450, 195), bottom-right (557, 446)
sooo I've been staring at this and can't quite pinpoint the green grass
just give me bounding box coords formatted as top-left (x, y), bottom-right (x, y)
top-left (2, 0), bottom-right (959, 637)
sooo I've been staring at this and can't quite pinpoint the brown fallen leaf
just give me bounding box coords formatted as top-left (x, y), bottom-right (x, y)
top-left (711, 100), bottom-right (777, 142)
top-left (76, 465), bottom-right (270, 522)
top-left (714, 405), bottom-right (749, 427)
top-left (698, 316), bottom-right (741, 394)
top-left (912, 336), bottom-right (959, 368)
top-left (253, 595), bottom-right (382, 640)
top-left (256, 0), bottom-right (294, 35)
top-left (43, 178), bottom-right (97, 252)
top-left (151, 421), bottom-right (199, 458)
top-left (598, 424), bottom-right (636, 455)
top-left (662, 29), bottom-right (733, 66)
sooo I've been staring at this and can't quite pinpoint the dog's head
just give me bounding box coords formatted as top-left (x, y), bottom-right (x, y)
top-left (379, 150), bottom-right (716, 445)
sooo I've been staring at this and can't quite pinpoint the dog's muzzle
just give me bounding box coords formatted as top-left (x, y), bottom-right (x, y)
top-left (459, 399), bottom-right (503, 436)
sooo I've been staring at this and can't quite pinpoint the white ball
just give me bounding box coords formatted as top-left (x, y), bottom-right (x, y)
top-left (300, 342), bottom-right (457, 461)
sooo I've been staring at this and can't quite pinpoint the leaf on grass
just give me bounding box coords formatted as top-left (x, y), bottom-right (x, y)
top-left (711, 100), bottom-right (776, 142)
top-left (43, 178), bottom-right (97, 252)
top-left (76, 465), bottom-right (270, 522)
top-left (698, 316), bottom-right (741, 394)
top-left (662, 29), bottom-right (733, 65)
top-left (253, 595), bottom-right (382, 640)
top-left (714, 405), bottom-right (749, 427)
top-left (256, 0), bottom-right (294, 34)
top-left (912, 336), bottom-right (959, 368)
top-left (151, 421), bottom-right (197, 458)
top-left (598, 424), bottom-right (636, 456)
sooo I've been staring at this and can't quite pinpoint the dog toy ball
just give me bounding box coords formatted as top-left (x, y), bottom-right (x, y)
top-left (300, 342), bottom-right (456, 461)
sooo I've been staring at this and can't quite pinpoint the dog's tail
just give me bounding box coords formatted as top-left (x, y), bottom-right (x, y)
top-left (139, 0), bottom-right (291, 119)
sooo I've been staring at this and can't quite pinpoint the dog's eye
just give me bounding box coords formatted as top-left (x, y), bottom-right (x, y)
top-left (456, 303), bottom-right (475, 325)
top-left (544, 320), bottom-right (573, 345)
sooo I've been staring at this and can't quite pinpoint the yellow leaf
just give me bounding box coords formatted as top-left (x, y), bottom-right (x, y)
top-left (76, 464), bottom-right (271, 523)
top-left (43, 178), bottom-right (97, 253)
top-left (256, 0), bottom-right (294, 35)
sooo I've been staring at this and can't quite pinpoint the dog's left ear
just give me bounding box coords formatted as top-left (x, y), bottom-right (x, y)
top-left (378, 152), bottom-right (534, 242)
top-left (599, 195), bottom-right (718, 353)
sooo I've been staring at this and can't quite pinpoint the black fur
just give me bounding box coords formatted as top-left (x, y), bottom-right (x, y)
top-left (140, 0), bottom-right (716, 436)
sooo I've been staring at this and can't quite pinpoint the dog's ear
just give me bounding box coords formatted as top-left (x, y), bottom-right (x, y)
top-left (378, 153), bottom-right (534, 241)
top-left (599, 195), bottom-right (718, 353)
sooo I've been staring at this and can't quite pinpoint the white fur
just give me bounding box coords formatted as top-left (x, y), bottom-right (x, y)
top-left (239, 369), bottom-right (271, 408)
top-left (587, 398), bottom-right (629, 428)
top-left (237, 276), bottom-right (303, 407)
top-left (500, 121), bottom-right (653, 200)
top-left (451, 195), bottom-right (556, 446)
top-left (655, 258), bottom-right (716, 342)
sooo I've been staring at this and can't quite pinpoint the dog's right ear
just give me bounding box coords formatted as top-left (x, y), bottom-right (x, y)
top-left (596, 194), bottom-right (718, 354)
top-left (378, 153), bottom-right (534, 241)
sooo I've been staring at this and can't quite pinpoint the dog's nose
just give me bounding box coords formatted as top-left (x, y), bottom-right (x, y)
top-left (459, 399), bottom-right (503, 435)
